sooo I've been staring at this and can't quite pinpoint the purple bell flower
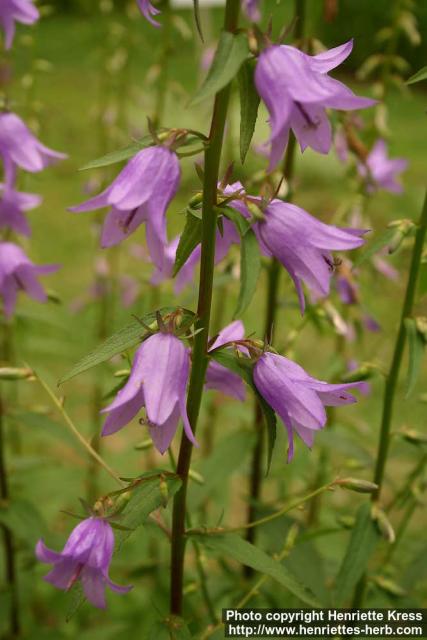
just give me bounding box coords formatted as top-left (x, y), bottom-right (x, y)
top-left (231, 196), bottom-right (366, 313)
top-left (0, 0), bottom-right (39, 50)
top-left (253, 351), bottom-right (363, 461)
top-left (358, 139), bottom-right (407, 194)
top-left (254, 40), bottom-right (375, 169)
top-left (0, 112), bottom-right (66, 182)
top-left (0, 242), bottom-right (58, 317)
top-left (136, 0), bottom-right (161, 27)
top-left (36, 517), bottom-right (132, 609)
top-left (205, 320), bottom-right (246, 400)
top-left (0, 182), bottom-right (42, 236)
top-left (70, 146), bottom-right (180, 269)
top-left (242, 0), bottom-right (261, 22)
top-left (101, 331), bottom-right (197, 454)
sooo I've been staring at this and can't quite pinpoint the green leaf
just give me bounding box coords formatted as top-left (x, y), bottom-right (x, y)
top-left (404, 318), bottom-right (425, 398)
top-left (117, 474), bottom-right (181, 547)
top-left (234, 228), bottom-right (261, 317)
top-left (149, 617), bottom-right (192, 640)
top-left (353, 227), bottom-right (396, 267)
top-left (333, 502), bottom-right (380, 605)
top-left (192, 0), bottom-right (204, 42)
top-left (0, 498), bottom-right (47, 547)
top-left (173, 214), bottom-right (202, 277)
top-left (209, 350), bottom-right (276, 471)
top-left (59, 307), bottom-right (195, 384)
top-left (190, 31), bottom-right (249, 106)
top-left (406, 65), bottom-right (427, 85)
top-left (194, 532), bottom-right (321, 606)
top-left (79, 136), bottom-right (153, 170)
top-left (238, 59), bottom-right (260, 164)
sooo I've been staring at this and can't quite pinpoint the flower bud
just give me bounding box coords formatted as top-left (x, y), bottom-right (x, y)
top-left (399, 428), bottom-right (427, 446)
top-left (336, 477), bottom-right (379, 494)
top-left (188, 469), bottom-right (205, 485)
top-left (372, 505), bottom-right (396, 543)
top-left (0, 367), bottom-right (34, 381)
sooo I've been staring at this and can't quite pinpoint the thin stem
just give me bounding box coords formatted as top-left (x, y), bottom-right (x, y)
top-left (34, 371), bottom-right (124, 488)
top-left (169, 0), bottom-right (240, 616)
top-left (188, 480), bottom-right (336, 536)
top-left (152, 0), bottom-right (172, 129)
top-left (372, 190), bottom-right (427, 501)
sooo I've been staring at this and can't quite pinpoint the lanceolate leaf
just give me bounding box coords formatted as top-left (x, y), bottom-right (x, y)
top-left (407, 65), bottom-right (427, 85)
top-left (404, 318), bottom-right (425, 398)
top-left (59, 307), bottom-right (195, 384)
top-left (190, 31), bottom-right (249, 106)
top-left (192, 0), bottom-right (204, 42)
top-left (173, 214), bottom-right (202, 276)
top-left (333, 502), bottom-right (380, 605)
top-left (193, 532), bottom-right (321, 607)
top-left (234, 228), bottom-right (261, 317)
top-left (79, 136), bottom-right (153, 170)
top-left (238, 59), bottom-right (260, 164)
top-left (210, 350), bottom-right (276, 471)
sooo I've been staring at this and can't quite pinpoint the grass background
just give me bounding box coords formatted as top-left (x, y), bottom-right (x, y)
top-left (1, 1), bottom-right (427, 637)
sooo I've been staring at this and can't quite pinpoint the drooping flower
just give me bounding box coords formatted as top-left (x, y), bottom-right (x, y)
top-left (0, 242), bottom-right (58, 317)
top-left (0, 112), bottom-right (66, 182)
top-left (150, 218), bottom-right (240, 291)
top-left (36, 517), bottom-right (132, 609)
top-left (0, 0), bottom-right (39, 50)
top-left (0, 182), bottom-right (42, 236)
top-left (231, 196), bottom-right (366, 313)
top-left (358, 139), bottom-right (407, 194)
top-left (70, 146), bottom-right (180, 268)
top-left (101, 331), bottom-right (197, 454)
top-left (136, 0), bottom-right (161, 27)
top-left (205, 320), bottom-right (246, 400)
top-left (335, 258), bottom-right (359, 305)
top-left (253, 351), bottom-right (363, 461)
top-left (242, 0), bottom-right (261, 22)
top-left (255, 40), bottom-right (375, 169)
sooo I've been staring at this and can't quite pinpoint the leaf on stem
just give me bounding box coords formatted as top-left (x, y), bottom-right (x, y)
top-left (173, 214), bottom-right (202, 276)
top-left (238, 59), bottom-right (260, 164)
top-left (79, 136), bottom-right (153, 170)
top-left (333, 502), bottom-right (380, 605)
top-left (406, 65), bottom-right (427, 85)
top-left (193, 532), bottom-right (321, 607)
top-left (59, 307), bottom-right (196, 384)
top-left (190, 31), bottom-right (250, 106)
top-left (404, 318), bottom-right (425, 398)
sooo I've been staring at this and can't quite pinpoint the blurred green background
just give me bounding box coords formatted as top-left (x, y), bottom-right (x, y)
top-left (1, 0), bottom-right (427, 637)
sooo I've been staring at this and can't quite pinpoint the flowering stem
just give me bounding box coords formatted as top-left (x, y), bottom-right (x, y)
top-left (169, 0), bottom-right (240, 615)
top-left (372, 190), bottom-right (427, 501)
top-left (152, 0), bottom-right (172, 129)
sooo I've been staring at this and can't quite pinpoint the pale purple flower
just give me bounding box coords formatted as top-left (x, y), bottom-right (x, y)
top-left (0, 112), bottom-right (66, 182)
top-left (363, 314), bottom-right (380, 333)
top-left (36, 517), bottom-right (132, 609)
top-left (372, 254), bottom-right (399, 281)
top-left (242, 0), bottom-right (260, 22)
top-left (254, 351), bottom-right (363, 461)
top-left (358, 139), bottom-right (407, 194)
top-left (150, 218), bottom-right (240, 291)
top-left (0, 242), bottom-right (58, 317)
top-left (255, 40), bottom-right (375, 169)
top-left (136, 0), bottom-right (161, 27)
top-left (0, 182), bottom-right (42, 236)
top-left (101, 331), bottom-right (197, 454)
top-left (205, 320), bottom-right (246, 400)
top-left (335, 258), bottom-right (359, 305)
top-left (0, 0), bottom-right (39, 50)
top-left (70, 146), bottom-right (180, 268)
top-left (231, 196), bottom-right (366, 313)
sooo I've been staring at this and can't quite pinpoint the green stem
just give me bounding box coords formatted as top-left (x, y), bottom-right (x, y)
top-left (169, 0), bottom-right (240, 616)
top-left (152, 0), bottom-right (172, 129)
top-left (372, 190), bottom-right (427, 501)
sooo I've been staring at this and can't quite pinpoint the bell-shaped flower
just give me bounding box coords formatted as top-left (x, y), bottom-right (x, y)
top-left (150, 217), bottom-right (240, 291)
top-left (205, 320), bottom-right (246, 400)
top-left (36, 517), bottom-right (132, 609)
top-left (231, 196), bottom-right (366, 313)
top-left (136, 0), bottom-right (161, 27)
top-left (101, 331), bottom-right (197, 454)
top-left (0, 0), bottom-right (39, 50)
top-left (255, 40), bottom-right (375, 169)
top-left (253, 351), bottom-right (363, 461)
top-left (0, 112), bottom-right (66, 181)
top-left (0, 242), bottom-right (58, 317)
top-left (358, 139), bottom-right (407, 194)
top-left (0, 182), bottom-right (42, 236)
top-left (70, 145), bottom-right (180, 269)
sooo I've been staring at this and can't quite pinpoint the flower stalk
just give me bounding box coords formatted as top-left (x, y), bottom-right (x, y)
top-left (169, 0), bottom-right (240, 615)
